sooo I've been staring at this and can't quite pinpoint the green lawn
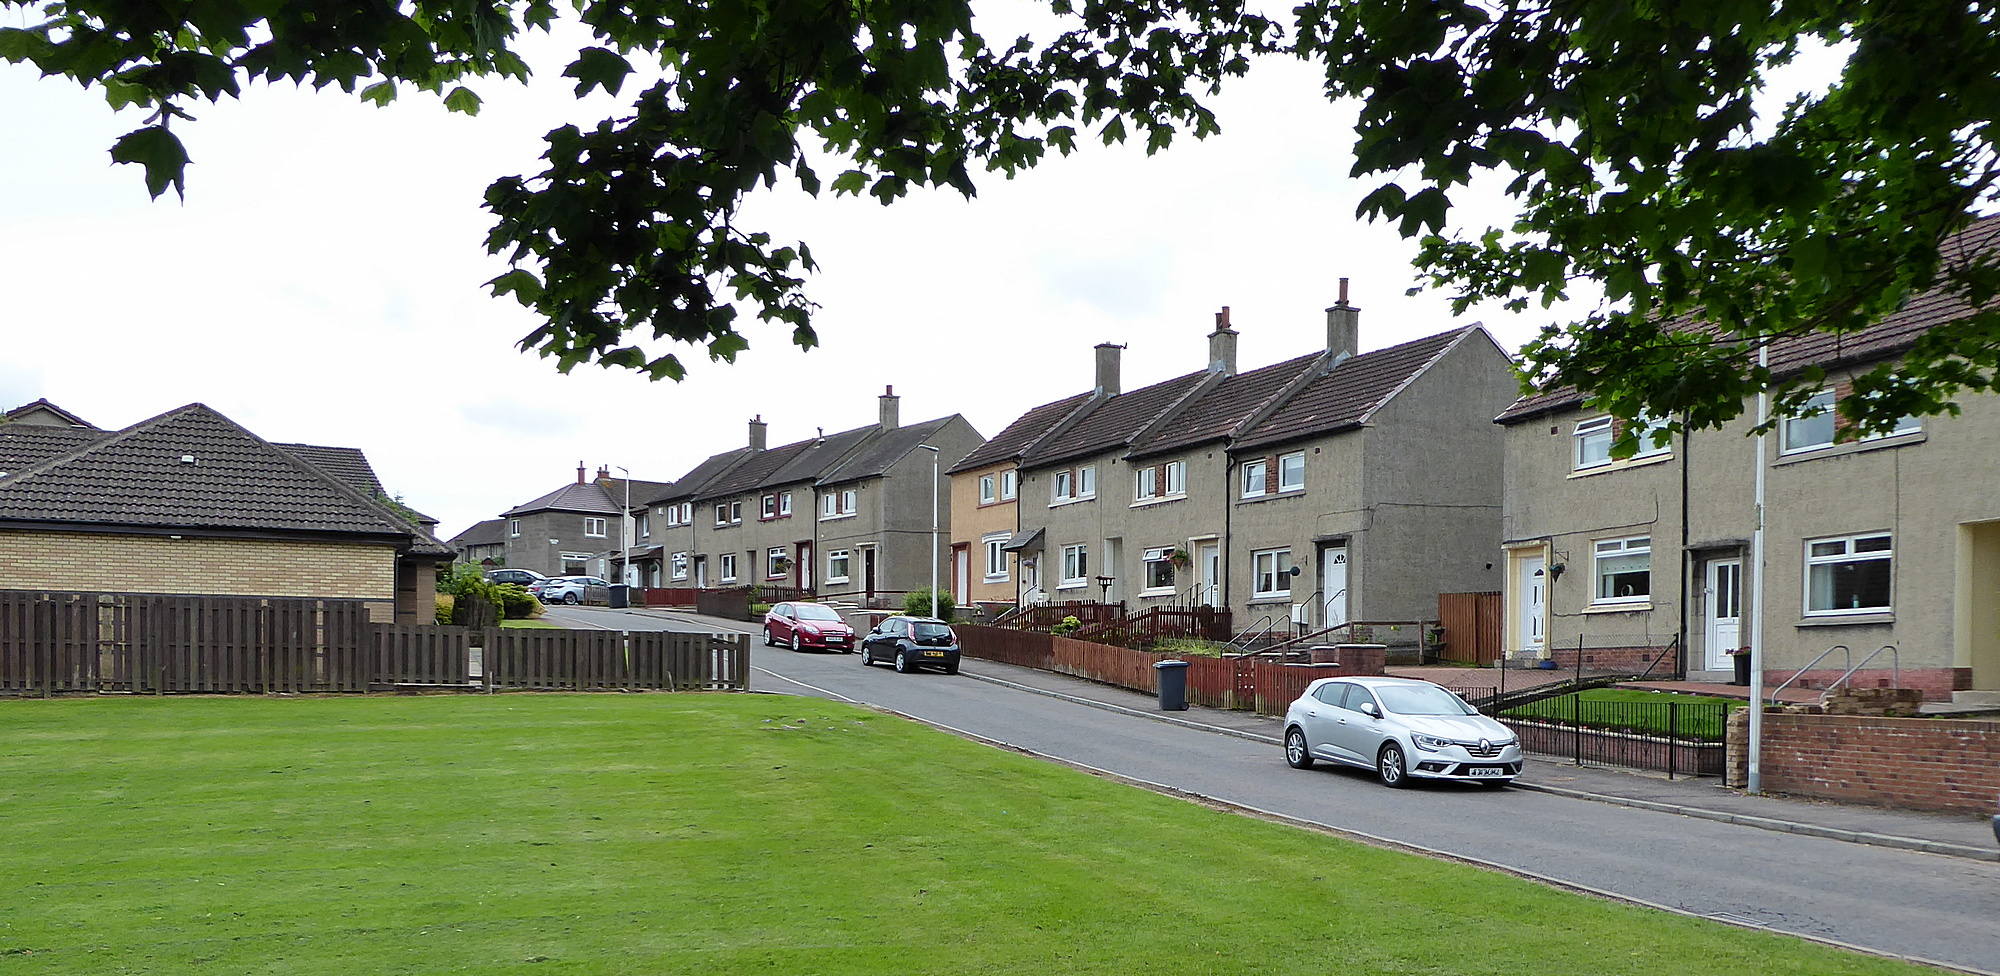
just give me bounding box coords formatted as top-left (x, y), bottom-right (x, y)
top-left (1504, 688), bottom-right (1742, 741)
top-left (499, 617), bottom-right (562, 629)
top-left (0, 695), bottom-right (1911, 975)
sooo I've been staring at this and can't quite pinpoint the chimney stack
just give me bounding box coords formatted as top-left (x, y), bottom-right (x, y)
top-left (576, 461), bottom-right (586, 485)
top-left (1208, 306), bottom-right (1239, 376)
top-left (1325, 277), bottom-right (1359, 362)
top-left (878, 385), bottom-right (900, 429)
top-left (748, 415), bottom-right (768, 451)
top-left (1094, 343), bottom-right (1124, 396)
top-left (597, 464), bottom-right (610, 481)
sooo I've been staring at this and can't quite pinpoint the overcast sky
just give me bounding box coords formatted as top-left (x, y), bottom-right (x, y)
top-left (1, 16), bottom-right (1841, 539)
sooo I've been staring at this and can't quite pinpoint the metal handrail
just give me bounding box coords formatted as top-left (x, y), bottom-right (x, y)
top-left (1824, 644), bottom-right (1899, 698)
top-left (1228, 614), bottom-right (1275, 651)
top-left (1769, 643), bottom-right (1850, 705)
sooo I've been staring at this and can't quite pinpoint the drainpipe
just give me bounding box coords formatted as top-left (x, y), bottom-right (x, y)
top-left (1678, 423), bottom-right (1690, 680)
top-left (1748, 345), bottom-right (1769, 793)
top-left (1222, 456), bottom-right (1235, 620)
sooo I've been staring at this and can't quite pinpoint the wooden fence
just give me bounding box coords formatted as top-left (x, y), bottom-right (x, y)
top-left (997, 601), bottom-right (1126, 631)
top-left (957, 624), bottom-right (1366, 717)
top-left (1436, 591), bottom-right (1503, 665)
top-left (1072, 605), bottom-right (1232, 648)
top-left (0, 590), bottom-right (749, 696)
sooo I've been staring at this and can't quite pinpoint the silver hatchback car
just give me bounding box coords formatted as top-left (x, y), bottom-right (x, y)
top-left (1283, 676), bottom-right (1523, 787)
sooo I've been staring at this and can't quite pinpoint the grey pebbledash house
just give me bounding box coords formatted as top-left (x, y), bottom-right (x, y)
top-left (1004, 286), bottom-right (1519, 631)
top-left (448, 518), bottom-right (508, 567)
top-left (1494, 214), bottom-right (2000, 703)
top-left (497, 464), bottom-right (672, 580)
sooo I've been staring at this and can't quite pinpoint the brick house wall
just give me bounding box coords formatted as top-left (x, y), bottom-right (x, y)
top-left (0, 530), bottom-right (399, 620)
top-left (1726, 710), bottom-right (2000, 814)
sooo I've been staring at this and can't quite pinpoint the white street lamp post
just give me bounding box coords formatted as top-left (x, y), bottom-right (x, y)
top-left (616, 465), bottom-right (632, 588)
top-left (918, 445), bottom-right (940, 619)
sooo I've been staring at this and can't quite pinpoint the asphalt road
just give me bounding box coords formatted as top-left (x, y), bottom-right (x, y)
top-left (543, 606), bottom-right (2000, 973)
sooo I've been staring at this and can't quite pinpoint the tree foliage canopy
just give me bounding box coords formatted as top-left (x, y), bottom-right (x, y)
top-left (6, 0), bottom-right (1996, 441)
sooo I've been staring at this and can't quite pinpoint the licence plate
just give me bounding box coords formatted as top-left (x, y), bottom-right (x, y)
top-left (924, 651), bottom-right (946, 658)
top-left (1467, 766), bottom-right (1508, 778)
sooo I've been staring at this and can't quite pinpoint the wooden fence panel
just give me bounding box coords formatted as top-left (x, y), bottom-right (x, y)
top-left (1437, 592), bottom-right (1503, 666)
top-left (955, 625), bottom-right (1056, 670)
top-left (375, 625), bottom-right (473, 685)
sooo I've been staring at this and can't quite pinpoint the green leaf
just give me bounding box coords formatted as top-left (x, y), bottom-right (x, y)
top-left (108, 125), bottom-right (189, 200)
top-left (830, 170), bottom-right (868, 196)
top-left (103, 79), bottom-right (151, 111)
top-left (563, 47), bottom-right (633, 97)
top-left (442, 86), bottom-right (481, 115)
top-left (360, 81), bottom-right (397, 107)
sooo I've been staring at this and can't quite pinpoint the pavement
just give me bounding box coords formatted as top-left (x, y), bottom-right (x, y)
top-left (542, 603), bottom-right (2000, 973)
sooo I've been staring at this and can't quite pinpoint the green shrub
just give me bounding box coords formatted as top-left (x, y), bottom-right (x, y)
top-left (749, 603), bottom-right (773, 617)
top-left (1049, 614), bottom-right (1082, 637)
top-left (434, 594), bottom-right (454, 626)
top-left (493, 584), bottom-right (543, 620)
top-left (1152, 637), bottom-right (1225, 658)
top-left (903, 587), bottom-right (955, 621)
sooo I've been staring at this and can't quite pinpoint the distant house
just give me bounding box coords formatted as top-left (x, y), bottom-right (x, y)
top-left (2, 398), bottom-right (94, 428)
top-left (497, 464), bottom-right (671, 581)
top-left (945, 393), bottom-right (1094, 608)
top-left (448, 519), bottom-right (508, 567)
top-left (0, 402), bottom-right (451, 623)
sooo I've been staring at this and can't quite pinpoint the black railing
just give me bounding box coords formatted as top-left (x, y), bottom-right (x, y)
top-left (1460, 686), bottom-right (1737, 779)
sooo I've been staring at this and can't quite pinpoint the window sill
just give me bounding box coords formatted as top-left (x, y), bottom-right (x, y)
top-left (1130, 494), bottom-right (1187, 509)
top-left (1567, 453), bottom-right (1673, 479)
top-left (1049, 495), bottom-right (1097, 508)
top-left (1774, 431), bottom-right (1926, 466)
top-left (1248, 595), bottom-right (1292, 605)
top-left (1056, 582), bottom-right (1089, 591)
top-left (1237, 489), bottom-right (1305, 505)
top-left (984, 575), bottom-right (1010, 584)
top-left (819, 513), bottom-right (857, 522)
top-left (1582, 602), bottom-right (1653, 614)
top-left (1796, 612), bottom-right (1895, 627)
top-left (1138, 587), bottom-right (1177, 598)
top-left (977, 498), bottom-right (1016, 509)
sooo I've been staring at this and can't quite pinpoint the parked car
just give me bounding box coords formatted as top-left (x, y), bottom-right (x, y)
top-left (525, 577), bottom-right (554, 599)
top-left (485, 569), bottom-right (547, 587)
top-left (764, 602), bottom-right (856, 652)
top-left (540, 576), bottom-right (612, 606)
top-left (858, 616), bottom-right (960, 674)
top-left (1283, 676), bottom-right (1522, 788)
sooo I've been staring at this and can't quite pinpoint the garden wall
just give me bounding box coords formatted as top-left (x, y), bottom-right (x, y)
top-left (1726, 710), bottom-right (2000, 814)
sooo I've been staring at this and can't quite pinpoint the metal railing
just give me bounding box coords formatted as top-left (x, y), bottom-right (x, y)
top-left (1825, 644), bottom-right (1900, 697)
top-left (1227, 614), bottom-right (1276, 652)
top-left (1769, 643), bottom-right (1850, 705)
top-left (1475, 687), bottom-right (1735, 779)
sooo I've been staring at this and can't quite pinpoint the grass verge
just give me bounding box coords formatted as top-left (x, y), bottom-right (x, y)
top-left (499, 617), bottom-right (562, 629)
top-left (1504, 688), bottom-right (1742, 741)
top-left (0, 695), bottom-right (1914, 975)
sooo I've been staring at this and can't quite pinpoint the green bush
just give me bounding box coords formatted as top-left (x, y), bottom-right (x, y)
top-left (493, 584), bottom-right (543, 620)
top-left (903, 587), bottom-right (955, 621)
top-left (434, 594), bottom-right (454, 626)
top-left (1151, 637), bottom-right (1225, 658)
top-left (1049, 614), bottom-right (1082, 637)
top-left (749, 603), bottom-right (773, 617)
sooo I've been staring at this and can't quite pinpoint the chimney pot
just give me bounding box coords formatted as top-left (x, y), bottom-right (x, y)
top-left (576, 461), bottom-right (586, 485)
top-left (1207, 307), bottom-right (1239, 376)
top-left (1094, 343), bottom-right (1124, 396)
top-left (1326, 283), bottom-right (1359, 361)
top-left (597, 464), bottom-right (610, 481)
top-left (878, 385), bottom-right (901, 429)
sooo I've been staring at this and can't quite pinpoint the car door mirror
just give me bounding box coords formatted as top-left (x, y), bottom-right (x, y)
top-left (1358, 702), bottom-right (1379, 718)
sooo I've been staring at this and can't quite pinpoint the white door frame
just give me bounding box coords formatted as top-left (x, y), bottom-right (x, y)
top-left (1704, 557), bottom-right (1743, 670)
top-left (1320, 544), bottom-right (1349, 628)
top-left (1517, 553), bottom-right (1546, 656)
top-left (1197, 541), bottom-right (1221, 607)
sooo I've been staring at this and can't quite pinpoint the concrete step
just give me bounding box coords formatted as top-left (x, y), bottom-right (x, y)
top-left (1951, 689), bottom-right (2000, 705)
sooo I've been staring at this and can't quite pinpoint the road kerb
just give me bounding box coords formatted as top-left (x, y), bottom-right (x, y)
top-left (957, 666), bottom-right (2000, 865)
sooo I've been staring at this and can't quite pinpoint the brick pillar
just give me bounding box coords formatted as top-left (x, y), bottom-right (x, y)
top-left (1724, 707), bottom-right (1750, 788)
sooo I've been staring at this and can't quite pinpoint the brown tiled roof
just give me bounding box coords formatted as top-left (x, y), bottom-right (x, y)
top-left (1496, 214), bottom-right (2000, 424)
top-left (948, 392), bottom-right (1094, 473)
top-left (502, 481), bottom-right (623, 517)
top-left (2, 398), bottom-right (95, 428)
top-left (1021, 371), bottom-right (1211, 469)
top-left (1231, 328), bottom-right (1476, 451)
top-left (276, 443), bottom-right (385, 496)
top-left (1130, 352), bottom-right (1322, 460)
top-left (819, 416), bottom-right (966, 487)
top-left (651, 449), bottom-right (752, 504)
top-left (0, 425), bottom-right (105, 474)
top-left (595, 476), bottom-right (676, 511)
top-left (691, 439), bottom-right (818, 501)
top-left (764, 424), bottom-right (879, 487)
top-left (448, 518), bottom-right (507, 548)
top-left (0, 403), bottom-right (439, 546)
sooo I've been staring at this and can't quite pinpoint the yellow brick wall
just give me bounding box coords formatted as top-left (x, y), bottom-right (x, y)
top-left (0, 531), bottom-right (399, 603)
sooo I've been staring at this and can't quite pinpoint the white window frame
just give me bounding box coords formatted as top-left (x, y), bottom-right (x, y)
top-left (719, 553), bottom-right (738, 582)
top-left (1076, 465), bottom-right (1096, 498)
top-left (979, 474), bottom-right (997, 504)
top-left (826, 549), bottom-right (851, 584)
top-left (1592, 536), bottom-right (1652, 605)
top-left (715, 503), bottom-right (730, 526)
top-left (1251, 548), bottom-right (1292, 599)
top-left (661, 506), bottom-right (679, 527)
top-left (680, 502), bottom-right (692, 523)
top-left (1574, 416), bottom-right (1614, 470)
top-left (1053, 470), bottom-right (1073, 502)
top-left (1163, 460), bottom-right (1185, 497)
top-left (1000, 470), bottom-right (1017, 500)
top-left (1277, 452), bottom-right (1305, 493)
top-left (637, 515), bottom-right (650, 539)
top-left (1135, 467), bottom-right (1157, 501)
top-left (1631, 412), bottom-right (1672, 459)
top-left (1060, 544), bottom-right (1089, 588)
top-left (820, 489), bottom-right (857, 520)
top-left (1141, 546), bottom-right (1176, 595)
top-left (779, 491), bottom-right (792, 516)
top-left (1804, 533), bottom-right (1894, 616)
top-left (767, 546), bottom-right (790, 580)
top-left (1241, 459), bottom-right (1268, 498)
top-left (1781, 390), bottom-right (1838, 454)
top-left (983, 533), bottom-right (1010, 582)
top-left (762, 494), bottom-right (777, 519)
top-left (670, 551), bottom-right (689, 580)
top-left (508, 518), bottom-right (521, 538)
top-left (584, 517), bottom-right (607, 538)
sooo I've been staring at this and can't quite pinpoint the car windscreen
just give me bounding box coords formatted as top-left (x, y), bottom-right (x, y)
top-left (795, 604), bottom-right (842, 621)
top-left (1373, 684), bottom-right (1476, 716)
top-left (911, 622), bottom-right (954, 642)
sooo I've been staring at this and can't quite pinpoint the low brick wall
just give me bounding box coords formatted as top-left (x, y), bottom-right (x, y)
top-left (1757, 667), bottom-right (1969, 702)
top-left (1550, 643), bottom-right (1677, 675)
top-left (1726, 710), bottom-right (2000, 814)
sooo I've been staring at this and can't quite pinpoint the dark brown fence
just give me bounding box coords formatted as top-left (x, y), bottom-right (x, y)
top-left (1, 590), bottom-right (749, 696)
top-left (640, 587), bottom-right (701, 608)
top-left (997, 601), bottom-right (1126, 631)
top-left (1072, 606), bottom-right (1232, 648)
top-left (1437, 591), bottom-right (1503, 665)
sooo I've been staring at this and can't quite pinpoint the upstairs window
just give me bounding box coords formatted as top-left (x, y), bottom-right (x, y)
top-left (637, 515), bottom-right (650, 539)
top-left (1077, 465), bottom-right (1096, 498)
top-left (1783, 391), bottom-right (1837, 454)
top-left (762, 494), bottom-right (778, 519)
top-left (679, 502), bottom-right (692, 523)
top-left (779, 491), bottom-right (793, 516)
top-left (1574, 416), bottom-right (1614, 469)
top-left (1051, 466), bottom-right (1095, 503)
top-left (1278, 452), bottom-right (1305, 492)
top-left (1000, 470), bottom-right (1018, 500)
top-left (979, 474), bottom-right (997, 504)
top-left (1806, 533), bottom-right (1893, 614)
top-left (821, 489), bottom-right (858, 519)
top-left (1053, 470), bottom-right (1073, 500)
top-left (584, 517), bottom-right (607, 538)
top-left (1241, 459), bottom-right (1268, 498)
top-left (1135, 460), bottom-right (1187, 502)
top-left (508, 518), bottom-right (521, 538)
top-left (1630, 413), bottom-right (1672, 459)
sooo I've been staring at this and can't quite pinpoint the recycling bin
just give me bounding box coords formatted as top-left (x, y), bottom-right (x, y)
top-left (1154, 659), bottom-right (1190, 711)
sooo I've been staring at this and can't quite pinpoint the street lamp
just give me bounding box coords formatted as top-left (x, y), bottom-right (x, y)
top-left (616, 465), bottom-right (632, 587)
top-left (917, 444), bottom-right (940, 619)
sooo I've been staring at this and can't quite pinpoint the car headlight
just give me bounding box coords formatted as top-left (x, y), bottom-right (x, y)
top-left (1412, 733), bottom-right (1456, 752)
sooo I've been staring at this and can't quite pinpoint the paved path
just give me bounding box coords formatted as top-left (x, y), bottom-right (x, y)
top-left (543, 605), bottom-right (2000, 973)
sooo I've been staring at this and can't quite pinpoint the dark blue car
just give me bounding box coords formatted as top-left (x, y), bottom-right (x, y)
top-left (859, 616), bottom-right (960, 674)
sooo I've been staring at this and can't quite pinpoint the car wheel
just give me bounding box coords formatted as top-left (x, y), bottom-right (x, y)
top-left (1378, 743), bottom-right (1410, 788)
top-left (894, 650), bottom-right (910, 674)
top-left (563, 593), bottom-right (579, 605)
top-left (858, 647), bottom-right (871, 666)
top-left (762, 627), bottom-right (776, 647)
top-left (944, 661), bottom-right (959, 675)
top-left (1285, 728), bottom-right (1315, 769)
top-left (790, 633), bottom-right (801, 652)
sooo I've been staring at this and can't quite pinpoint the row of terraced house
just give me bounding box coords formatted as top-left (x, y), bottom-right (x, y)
top-left (453, 217), bottom-right (2000, 704)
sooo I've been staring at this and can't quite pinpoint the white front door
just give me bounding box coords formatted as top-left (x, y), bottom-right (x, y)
top-left (1518, 555), bottom-right (1546, 654)
top-left (1198, 543), bottom-right (1221, 607)
top-left (955, 548), bottom-right (970, 603)
top-left (1705, 558), bottom-right (1743, 670)
top-left (1320, 546), bottom-right (1348, 628)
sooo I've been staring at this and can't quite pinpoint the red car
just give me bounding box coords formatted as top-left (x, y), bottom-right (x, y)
top-left (763, 602), bottom-right (856, 652)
